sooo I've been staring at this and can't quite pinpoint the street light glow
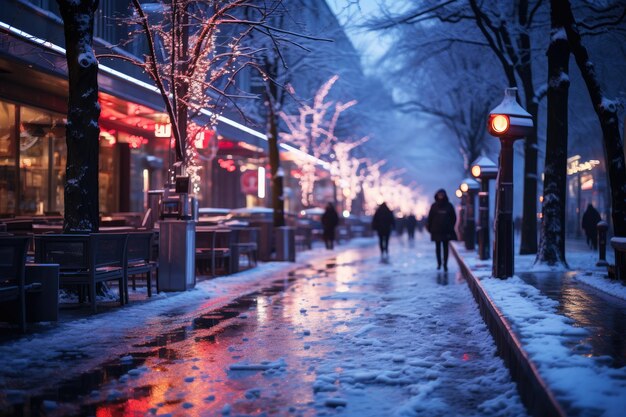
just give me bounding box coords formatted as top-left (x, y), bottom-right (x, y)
top-left (460, 182), bottom-right (469, 193)
top-left (455, 189), bottom-right (463, 198)
top-left (490, 114), bottom-right (509, 134)
top-left (471, 165), bottom-right (481, 178)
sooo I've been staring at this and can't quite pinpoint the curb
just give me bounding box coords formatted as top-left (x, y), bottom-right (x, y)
top-left (450, 242), bottom-right (567, 417)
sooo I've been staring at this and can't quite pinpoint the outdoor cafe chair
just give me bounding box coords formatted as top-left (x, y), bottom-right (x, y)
top-left (231, 227), bottom-right (258, 269)
top-left (124, 231), bottom-right (158, 301)
top-left (34, 233), bottom-right (128, 313)
top-left (0, 235), bottom-right (32, 332)
top-left (195, 229), bottom-right (216, 276)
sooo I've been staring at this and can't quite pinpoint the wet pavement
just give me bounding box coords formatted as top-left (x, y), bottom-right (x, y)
top-left (518, 271), bottom-right (626, 368)
top-left (1, 235), bottom-right (527, 417)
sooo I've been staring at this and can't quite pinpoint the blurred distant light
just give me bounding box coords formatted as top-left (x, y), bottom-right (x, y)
top-left (460, 183), bottom-right (469, 193)
top-left (455, 189), bottom-right (463, 199)
top-left (258, 167), bottom-right (266, 199)
top-left (342, 210), bottom-right (350, 218)
top-left (471, 165), bottom-right (481, 178)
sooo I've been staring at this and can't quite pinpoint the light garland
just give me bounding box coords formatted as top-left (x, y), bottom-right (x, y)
top-left (279, 75), bottom-right (357, 206)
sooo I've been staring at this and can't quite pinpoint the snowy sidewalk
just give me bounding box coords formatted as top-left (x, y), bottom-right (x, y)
top-left (1, 235), bottom-right (529, 416)
top-left (451, 241), bottom-right (626, 417)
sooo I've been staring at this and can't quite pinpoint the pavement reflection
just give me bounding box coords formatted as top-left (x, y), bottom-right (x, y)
top-left (518, 271), bottom-right (626, 368)
top-left (1, 237), bottom-right (523, 417)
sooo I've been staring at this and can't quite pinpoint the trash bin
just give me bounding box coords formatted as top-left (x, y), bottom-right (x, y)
top-left (25, 264), bottom-right (59, 322)
top-left (158, 219), bottom-right (196, 291)
top-left (275, 226), bottom-right (295, 262)
top-left (251, 220), bottom-right (274, 261)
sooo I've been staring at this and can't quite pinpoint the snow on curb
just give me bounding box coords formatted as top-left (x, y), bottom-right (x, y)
top-left (572, 272), bottom-right (626, 300)
top-left (453, 244), bottom-right (626, 417)
top-left (479, 276), bottom-right (626, 417)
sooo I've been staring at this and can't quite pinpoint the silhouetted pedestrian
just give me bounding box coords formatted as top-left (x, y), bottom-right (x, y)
top-left (582, 203), bottom-right (602, 250)
top-left (321, 202), bottom-right (339, 250)
top-left (406, 214), bottom-right (417, 241)
top-left (372, 202), bottom-right (395, 261)
top-left (427, 189), bottom-right (457, 271)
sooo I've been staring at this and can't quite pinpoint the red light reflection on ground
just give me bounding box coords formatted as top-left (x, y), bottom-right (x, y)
top-left (86, 265), bottom-right (355, 417)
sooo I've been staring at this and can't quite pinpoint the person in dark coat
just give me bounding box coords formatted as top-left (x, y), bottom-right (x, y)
top-left (372, 202), bottom-right (395, 260)
top-left (406, 214), bottom-right (417, 242)
top-left (581, 203), bottom-right (602, 250)
top-left (427, 189), bottom-right (457, 271)
top-left (321, 202), bottom-right (339, 249)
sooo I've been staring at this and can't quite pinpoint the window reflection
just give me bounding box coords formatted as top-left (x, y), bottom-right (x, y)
top-left (0, 101), bottom-right (17, 216)
top-left (19, 105), bottom-right (66, 215)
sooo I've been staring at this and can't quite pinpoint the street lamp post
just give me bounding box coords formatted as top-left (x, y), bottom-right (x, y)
top-left (488, 88), bottom-right (534, 279)
top-left (460, 177), bottom-right (480, 251)
top-left (471, 157), bottom-right (498, 260)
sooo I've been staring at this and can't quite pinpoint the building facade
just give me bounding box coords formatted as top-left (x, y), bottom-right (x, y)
top-left (0, 0), bottom-right (363, 218)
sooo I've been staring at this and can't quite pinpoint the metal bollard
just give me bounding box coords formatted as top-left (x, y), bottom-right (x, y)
top-left (596, 221), bottom-right (609, 267)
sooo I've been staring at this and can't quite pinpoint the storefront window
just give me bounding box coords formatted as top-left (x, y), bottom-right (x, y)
top-left (0, 101), bottom-right (17, 216)
top-left (99, 133), bottom-right (117, 214)
top-left (19, 106), bottom-right (66, 215)
top-left (51, 128), bottom-right (67, 213)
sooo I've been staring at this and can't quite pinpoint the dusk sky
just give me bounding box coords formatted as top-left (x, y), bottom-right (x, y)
top-left (329, 0), bottom-right (469, 210)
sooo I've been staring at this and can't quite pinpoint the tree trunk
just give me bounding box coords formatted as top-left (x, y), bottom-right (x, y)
top-left (58, 0), bottom-right (100, 233)
top-left (173, 2), bottom-right (188, 164)
top-left (518, 0), bottom-right (538, 255)
top-left (519, 100), bottom-right (539, 254)
top-left (559, 0), bottom-right (626, 237)
top-left (265, 63), bottom-right (285, 228)
top-left (537, 0), bottom-right (570, 266)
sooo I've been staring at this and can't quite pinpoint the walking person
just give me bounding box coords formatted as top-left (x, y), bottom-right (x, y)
top-left (372, 202), bottom-right (395, 261)
top-left (427, 189), bottom-right (457, 271)
top-left (321, 202), bottom-right (339, 250)
top-left (406, 214), bottom-right (417, 242)
top-left (581, 203), bottom-right (602, 250)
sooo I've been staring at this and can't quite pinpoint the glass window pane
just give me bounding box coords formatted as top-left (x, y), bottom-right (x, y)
top-left (50, 119), bottom-right (66, 214)
top-left (0, 100), bottom-right (17, 216)
top-left (20, 106), bottom-right (50, 215)
top-left (99, 138), bottom-right (116, 214)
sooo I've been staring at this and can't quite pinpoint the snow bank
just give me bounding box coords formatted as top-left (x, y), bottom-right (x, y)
top-left (479, 276), bottom-right (626, 416)
top-left (454, 243), bottom-right (626, 416)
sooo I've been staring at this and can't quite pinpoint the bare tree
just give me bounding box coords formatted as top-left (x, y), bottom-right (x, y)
top-left (280, 75), bottom-right (356, 206)
top-left (57, 0), bottom-right (101, 232)
top-left (559, 0), bottom-right (626, 237)
top-left (242, 1), bottom-right (335, 227)
top-left (392, 50), bottom-right (500, 173)
top-left (100, 0), bottom-right (278, 193)
top-left (537, 0), bottom-right (570, 267)
top-left (368, 0), bottom-right (549, 254)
